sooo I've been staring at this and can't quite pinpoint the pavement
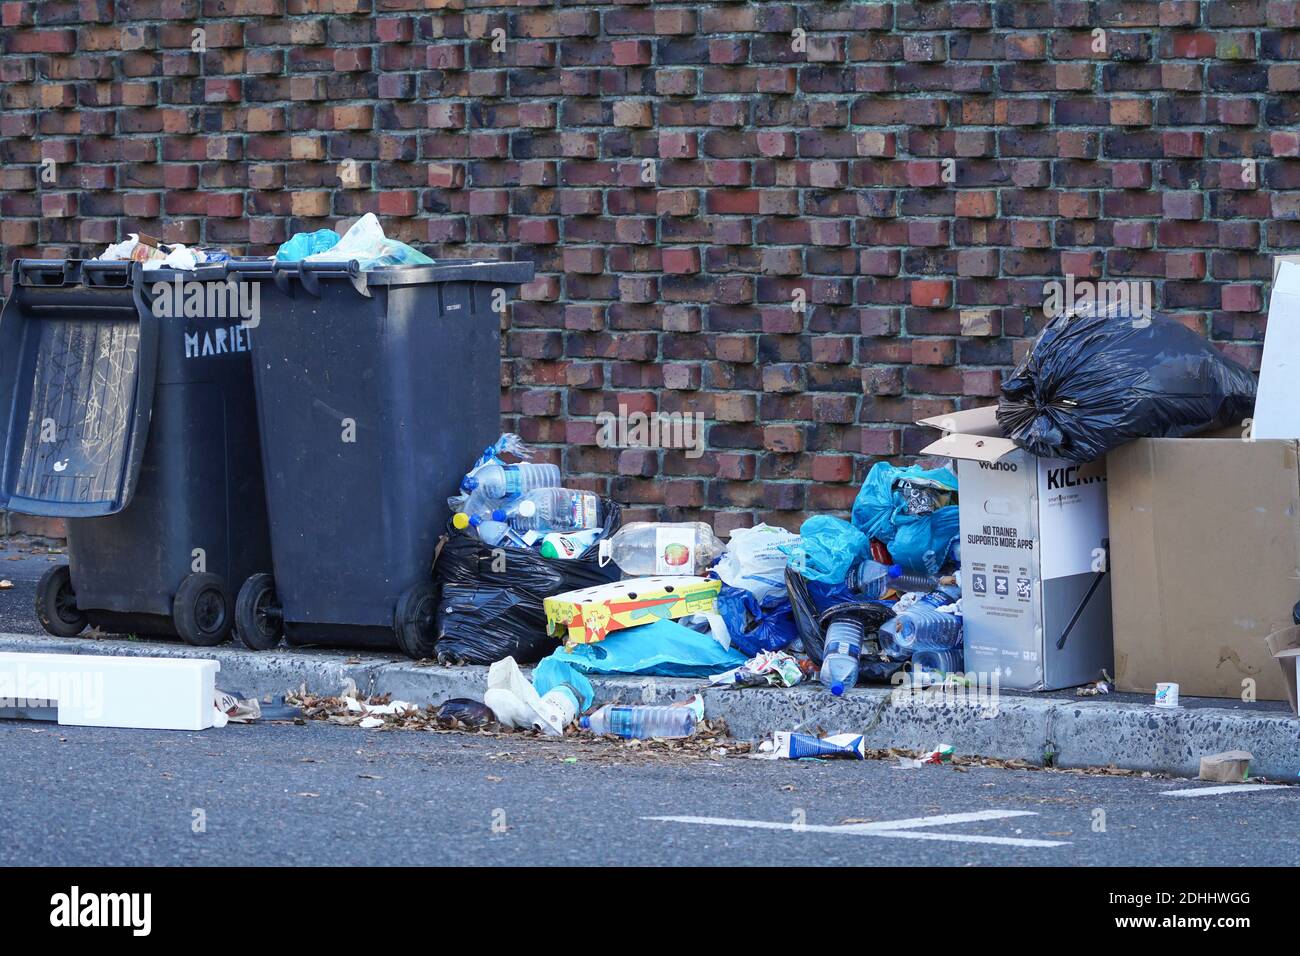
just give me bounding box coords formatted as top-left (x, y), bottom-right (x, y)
top-left (1, 541), bottom-right (1298, 781)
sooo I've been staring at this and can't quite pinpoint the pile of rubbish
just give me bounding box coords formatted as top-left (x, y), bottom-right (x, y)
top-left (91, 213), bottom-right (433, 273)
top-left (425, 433), bottom-right (967, 745)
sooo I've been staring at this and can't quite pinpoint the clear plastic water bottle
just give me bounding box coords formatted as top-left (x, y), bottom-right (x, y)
top-left (451, 511), bottom-right (527, 548)
top-left (846, 559), bottom-right (893, 598)
top-left (464, 462), bottom-right (560, 499)
top-left (892, 605), bottom-right (962, 652)
top-left (505, 488), bottom-right (604, 534)
top-left (913, 647), bottom-right (964, 675)
top-left (580, 703), bottom-right (696, 738)
top-left (595, 521), bottom-right (725, 575)
top-left (887, 565), bottom-right (941, 593)
top-left (818, 621), bottom-right (862, 696)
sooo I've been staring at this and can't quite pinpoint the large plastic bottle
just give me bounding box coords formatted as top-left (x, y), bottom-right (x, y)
top-left (818, 621), bottom-right (862, 696)
top-left (887, 565), bottom-right (942, 593)
top-left (505, 488), bottom-right (604, 534)
top-left (891, 605), bottom-right (962, 652)
top-left (595, 521), bottom-right (726, 575)
top-left (580, 703), bottom-right (696, 738)
top-left (913, 647), bottom-right (964, 675)
top-left (464, 462), bottom-right (561, 500)
top-left (846, 559), bottom-right (894, 598)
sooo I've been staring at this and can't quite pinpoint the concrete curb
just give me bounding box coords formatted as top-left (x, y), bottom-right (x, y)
top-left (3, 633), bottom-right (1298, 779)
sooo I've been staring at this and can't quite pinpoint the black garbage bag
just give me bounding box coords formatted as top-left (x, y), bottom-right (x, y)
top-left (431, 500), bottom-right (621, 665)
top-left (997, 310), bottom-right (1257, 463)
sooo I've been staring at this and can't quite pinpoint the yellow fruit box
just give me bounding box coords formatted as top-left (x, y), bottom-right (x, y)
top-left (543, 576), bottom-right (722, 645)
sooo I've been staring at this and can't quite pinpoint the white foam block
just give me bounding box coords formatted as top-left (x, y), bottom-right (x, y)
top-left (0, 652), bottom-right (220, 730)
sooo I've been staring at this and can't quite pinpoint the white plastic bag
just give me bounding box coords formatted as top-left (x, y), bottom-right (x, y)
top-left (714, 523), bottom-right (798, 603)
top-left (305, 213), bottom-right (433, 270)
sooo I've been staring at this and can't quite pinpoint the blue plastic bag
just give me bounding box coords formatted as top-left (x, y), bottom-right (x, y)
top-left (275, 228), bottom-right (340, 262)
top-left (780, 515), bottom-right (870, 584)
top-left (850, 462), bottom-right (959, 574)
top-left (715, 585), bottom-right (797, 656)
top-left (545, 618), bottom-right (747, 678)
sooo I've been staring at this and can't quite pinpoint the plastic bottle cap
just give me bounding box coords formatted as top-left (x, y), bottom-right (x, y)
top-left (579, 716), bottom-right (590, 729)
top-left (468, 514), bottom-right (484, 527)
top-left (518, 500), bottom-right (537, 518)
top-left (462, 476), bottom-right (479, 491)
top-left (831, 682), bottom-right (845, 696)
top-left (888, 563), bottom-right (904, 578)
top-left (491, 508), bottom-right (507, 521)
top-left (451, 513), bottom-right (469, 530)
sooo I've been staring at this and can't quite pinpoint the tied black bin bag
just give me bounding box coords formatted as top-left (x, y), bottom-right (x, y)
top-left (229, 258), bottom-right (533, 657)
top-left (431, 500), bottom-right (622, 665)
top-left (997, 309), bottom-right (1258, 463)
top-left (0, 259), bottom-right (273, 645)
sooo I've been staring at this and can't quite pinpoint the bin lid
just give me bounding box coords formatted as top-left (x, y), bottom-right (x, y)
top-left (0, 260), bottom-right (159, 517)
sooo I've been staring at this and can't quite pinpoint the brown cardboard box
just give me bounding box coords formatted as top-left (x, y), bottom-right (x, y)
top-left (1106, 435), bottom-right (1299, 701)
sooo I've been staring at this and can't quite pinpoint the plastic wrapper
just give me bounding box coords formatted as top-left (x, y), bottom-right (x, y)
top-left (431, 501), bottom-right (621, 665)
top-left (276, 228), bottom-right (341, 262)
top-left (997, 309), bottom-right (1258, 463)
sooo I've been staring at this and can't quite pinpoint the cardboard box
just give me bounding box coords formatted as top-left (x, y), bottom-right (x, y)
top-left (1106, 436), bottom-right (1296, 701)
top-left (543, 575), bottom-right (721, 645)
top-left (919, 406), bottom-right (1114, 691)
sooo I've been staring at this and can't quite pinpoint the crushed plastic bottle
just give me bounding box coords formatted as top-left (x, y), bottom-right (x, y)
top-left (464, 461), bottom-right (561, 500)
top-left (451, 511), bottom-right (527, 548)
top-left (580, 702), bottom-right (696, 739)
top-left (595, 521), bottom-right (725, 575)
top-left (504, 488), bottom-right (604, 534)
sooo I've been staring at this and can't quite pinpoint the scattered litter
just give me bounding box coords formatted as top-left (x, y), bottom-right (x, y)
top-left (1154, 682), bottom-right (1180, 709)
top-left (1198, 750), bottom-right (1252, 783)
top-left (214, 689), bottom-right (260, 724)
top-left (897, 744), bottom-right (955, 769)
top-left (760, 731), bottom-right (867, 760)
top-left (709, 649), bottom-right (803, 688)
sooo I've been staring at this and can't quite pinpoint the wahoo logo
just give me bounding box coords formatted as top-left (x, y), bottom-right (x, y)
top-left (1045, 466), bottom-right (1106, 489)
top-left (977, 461), bottom-right (1017, 472)
top-left (49, 886), bottom-right (151, 936)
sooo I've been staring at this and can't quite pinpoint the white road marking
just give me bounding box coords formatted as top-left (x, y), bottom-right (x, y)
top-left (644, 809), bottom-right (1069, 848)
top-left (1161, 783), bottom-right (1288, 798)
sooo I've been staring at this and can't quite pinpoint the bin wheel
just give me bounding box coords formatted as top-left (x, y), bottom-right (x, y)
top-left (173, 572), bottom-right (233, 646)
top-left (36, 565), bottom-right (87, 638)
top-left (394, 581), bottom-right (439, 659)
top-left (236, 573), bottom-right (283, 651)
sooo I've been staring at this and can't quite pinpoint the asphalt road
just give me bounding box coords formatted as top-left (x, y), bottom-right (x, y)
top-left (1, 716), bottom-right (1296, 867)
top-left (0, 543), bottom-right (62, 637)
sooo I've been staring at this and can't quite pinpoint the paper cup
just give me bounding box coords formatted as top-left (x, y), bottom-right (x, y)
top-left (1154, 682), bottom-right (1180, 708)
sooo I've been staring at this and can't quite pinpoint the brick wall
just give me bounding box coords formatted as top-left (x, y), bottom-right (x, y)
top-left (1, 0), bottom-right (1298, 535)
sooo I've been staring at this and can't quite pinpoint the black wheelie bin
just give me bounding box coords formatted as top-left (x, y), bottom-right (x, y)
top-left (230, 257), bottom-right (533, 658)
top-left (0, 258), bottom-right (273, 645)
